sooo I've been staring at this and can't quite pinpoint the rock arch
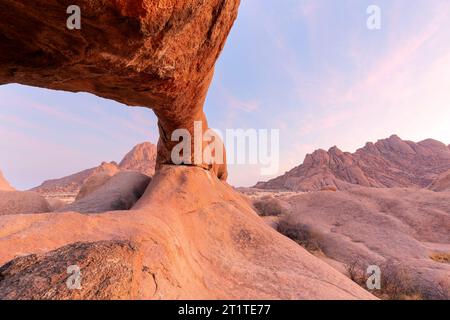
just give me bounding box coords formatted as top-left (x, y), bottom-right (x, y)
top-left (0, 0), bottom-right (240, 180)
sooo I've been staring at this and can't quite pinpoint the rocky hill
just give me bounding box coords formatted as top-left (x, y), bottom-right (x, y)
top-left (31, 142), bottom-right (156, 202)
top-left (118, 142), bottom-right (156, 177)
top-left (255, 135), bottom-right (450, 191)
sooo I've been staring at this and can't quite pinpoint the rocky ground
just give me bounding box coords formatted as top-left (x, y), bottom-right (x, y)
top-left (0, 166), bottom-right (375, 300)
top-left (241, 186), bottom-right (450, 299)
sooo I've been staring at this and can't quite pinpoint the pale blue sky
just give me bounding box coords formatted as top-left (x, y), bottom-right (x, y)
top-left (1, 0), bottom-right (450, 189)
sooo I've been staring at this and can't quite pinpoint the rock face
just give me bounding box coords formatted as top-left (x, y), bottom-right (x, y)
top-left (75, 164), bottom-right (120, 201)
top-left (0, 166), bottom-right (375, 300)
top-left (0, 0), bottom-right (236, 179)
top-left (59, 172), bottom-right (151, 214)
top-left (75, 173), bottom-right (115, 201)
top-left (0, 191), bottom-right (50, 215)
top-left (0, 170), bottom-right (14, 191)
top-left (429, 170), bottom-right (450, 192)
top-left (0, 241), bottom-right (149, 300)
top-left (256, 135), bottom-right (450, 191)
top-left (32, 142), bottom-right (157, 202)
top-left (119, 142), bottom-right (157, 177)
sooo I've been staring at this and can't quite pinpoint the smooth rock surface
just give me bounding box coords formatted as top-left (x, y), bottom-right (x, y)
top-left (75, 166), bottom-right (120, 201)
top-left (60, 172), bottom-right (151, 214)
top-left (0, 166), bottom-right (375, 300)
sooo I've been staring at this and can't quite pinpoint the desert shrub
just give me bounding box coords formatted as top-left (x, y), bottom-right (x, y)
top-left (430, 252), bottom-right (450, 264)
top-left (345, 256), bottom-right (366, 283)
top-left (416, 277), bottom-right (450, 300)
top-left (345, 258), bottom-right (423, 300)
top-left (378, 261), bottom-right (421, 300)
top-left (435, 280), bottom-right (450, 300)
top-left (253, 197), bottom-right (287, 217)
top-left (276, 220), bottom-right (323, 253)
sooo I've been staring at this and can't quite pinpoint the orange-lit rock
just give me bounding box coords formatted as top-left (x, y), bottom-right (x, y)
top-left (0, 166), bottom-right (376, 299)
top-left (0, 0), bottom-right (238, 179)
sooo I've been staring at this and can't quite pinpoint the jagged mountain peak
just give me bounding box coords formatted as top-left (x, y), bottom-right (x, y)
top-left (256, 135), bottom-right (450, 191)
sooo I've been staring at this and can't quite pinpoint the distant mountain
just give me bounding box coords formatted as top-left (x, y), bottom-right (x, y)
top-left (0, 170), bottom-right (14, 191)
top-left (119, 142), bottom-right (156, 177)
top-left (31, 142), bottom-right (157, 198)
top-left (255, 135), bottom-right (450, 191)
top-left (31, 162), bottom-right (120, 195)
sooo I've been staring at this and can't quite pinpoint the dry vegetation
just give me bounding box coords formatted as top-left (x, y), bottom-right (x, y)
top-left (430, 252), bottom-right (450, 264)
top-left (253, 196), bottom-right (288, 217)
top-left (345, 258), bottom-right (421, 300)
top-left (250, 191), bottom-right (450, 300)
top-left (276, 220), bottom-right (324, 253)
top-left (344, 257), bottom-right (450, 300)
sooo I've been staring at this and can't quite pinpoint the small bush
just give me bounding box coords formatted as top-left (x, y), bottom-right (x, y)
top-left (277, 220), bottom-right (323, 253)
top-left (345, 258), bottom-right (423, 300)
top-left (345, 256), bottom-right (366, 283)
top-left (417, 277), bottom-right (450, 300)
top-left (430, 252), bottom-right (450, 264)
top-left (378, 261), bottom-right (421, 300)
top-left (253, 197), bottom-right (287, 217)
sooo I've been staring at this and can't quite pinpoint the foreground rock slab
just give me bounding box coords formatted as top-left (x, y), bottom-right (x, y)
top-left (0, 241), bottom-right (148, 300)
top-left (0, 166), bottom-right (375, 300)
